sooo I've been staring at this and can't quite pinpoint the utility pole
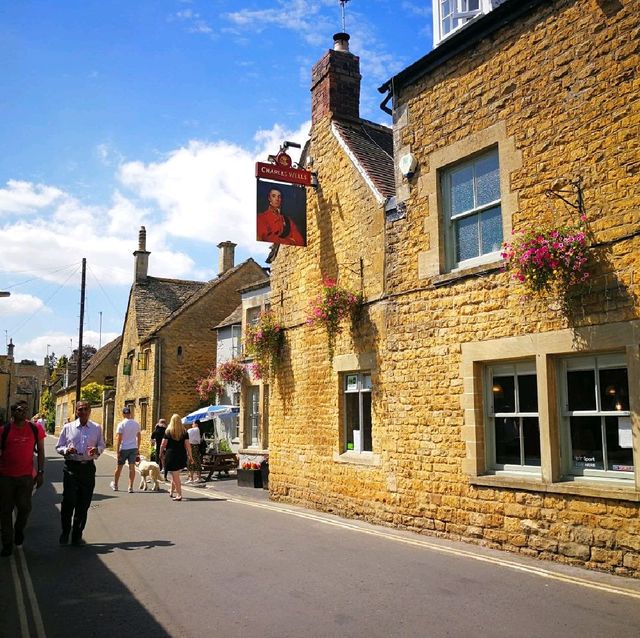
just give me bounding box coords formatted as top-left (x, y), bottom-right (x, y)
top-left (75, 258), bottom-right (86, 405)
top-left (99, 311), bottom-right (102, 349)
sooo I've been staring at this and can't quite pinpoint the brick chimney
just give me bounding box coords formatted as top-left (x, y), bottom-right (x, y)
top-left (311, 32), bottom-right (361, 125)
top-left (133, 226), bottom-right (150, 282)
top-left (217, 241), bottom-right (236, 275)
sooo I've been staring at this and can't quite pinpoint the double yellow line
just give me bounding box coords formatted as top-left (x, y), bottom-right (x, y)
top-left (9, 547), bottom-right (47, 638)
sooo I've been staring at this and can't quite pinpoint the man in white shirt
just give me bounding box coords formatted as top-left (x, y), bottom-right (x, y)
top-left (110, 406), bottom-right (141, 493)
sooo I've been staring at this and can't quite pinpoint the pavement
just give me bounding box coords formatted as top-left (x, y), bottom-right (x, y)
top-left (103, 448), bottom-right (271, 503)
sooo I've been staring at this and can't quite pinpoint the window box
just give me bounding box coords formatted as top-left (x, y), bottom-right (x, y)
top-left (237, 468), bottom-right (263, 488)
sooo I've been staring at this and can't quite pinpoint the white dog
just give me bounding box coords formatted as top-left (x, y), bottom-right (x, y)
top-left (136, 458), bottom-right (161, 491)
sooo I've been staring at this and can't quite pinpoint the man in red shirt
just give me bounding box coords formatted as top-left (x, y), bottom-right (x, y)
top-left (0, 403), bottom-right (46, 557)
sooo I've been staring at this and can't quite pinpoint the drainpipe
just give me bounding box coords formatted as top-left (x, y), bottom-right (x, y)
top-left (154, 338), bottom-right (162, 423)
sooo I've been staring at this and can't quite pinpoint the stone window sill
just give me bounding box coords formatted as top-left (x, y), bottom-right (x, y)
top-left (470, 474), bottom-right (640, 502)
top-left (432, 260), bottom-right (504, 287)
top-left (333, 451), bottom-right (381, 467)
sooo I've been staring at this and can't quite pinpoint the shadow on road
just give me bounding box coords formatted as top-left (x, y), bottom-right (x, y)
top-left (1, 443), bottom-right (175, 638)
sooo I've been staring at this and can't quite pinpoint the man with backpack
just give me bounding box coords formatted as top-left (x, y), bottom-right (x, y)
top-left (0, 403), bottom-right (46, 557)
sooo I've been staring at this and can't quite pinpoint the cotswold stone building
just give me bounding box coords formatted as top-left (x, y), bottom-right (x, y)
top-left (114, 228), bottom-right (266, 432)
top-left (266, 0), bottom-right (640, 576)
top-left (55, 336), bottom-right (121, 440)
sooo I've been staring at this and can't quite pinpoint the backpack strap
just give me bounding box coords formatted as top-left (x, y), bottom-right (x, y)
top-left (0, 423), bottom-right (10, 451)
top-left (0, 421), bottom-right (39, 453)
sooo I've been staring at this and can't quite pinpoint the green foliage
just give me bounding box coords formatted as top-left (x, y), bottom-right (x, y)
top-left (39, 388), bottom-right (56, 433)
top-left (80, 381), bottom-right (112, 406)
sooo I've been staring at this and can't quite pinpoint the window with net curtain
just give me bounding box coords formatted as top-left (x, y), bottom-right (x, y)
top-left (441, 146), bottom-right (502, 270)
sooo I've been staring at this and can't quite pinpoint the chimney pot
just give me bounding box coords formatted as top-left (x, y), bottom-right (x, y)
top-left (138, 226), bottom-right (147, 251)
top-left (217, 241), bottom-right (236, 275)
top-left (134, 226), bottom-right (150, 282)
top-left (333, 32), bottom-right (350, 52)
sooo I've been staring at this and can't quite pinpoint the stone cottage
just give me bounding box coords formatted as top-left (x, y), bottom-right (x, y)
top-left (266, 0), bottom-right (640, 576)
top-left (114, 228), bottom-right (267, 433)
top-left (55, 336), bottom-right (121, 441)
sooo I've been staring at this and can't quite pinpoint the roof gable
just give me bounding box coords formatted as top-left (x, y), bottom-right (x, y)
top-left (145, 259), bottom-right (265, 337)
top-left (332, 118), bottom-right (395, 202)
top-left (133, 276), bottom-right (205, 340)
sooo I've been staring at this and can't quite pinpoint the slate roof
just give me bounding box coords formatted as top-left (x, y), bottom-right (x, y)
top-left (214, 304), bottom-right (242, 330)
top-left (332, 118), bottom-right (395, 200)
top-left (144, 259), bottom-right (266, 338)
top-left (133, 276), bottom-right (205, 340)
top-left (81, 336), bottom-right (122, 379)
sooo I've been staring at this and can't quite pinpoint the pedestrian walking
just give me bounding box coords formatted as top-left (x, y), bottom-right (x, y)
top-left (186, 420), bottom-right (203, 484)
top-left (160, 414), bottom-right (192, 502)
top-left (0, 404), bottom-right (46, 557)
top-left (55, 401), bottom-right (105, 546)
top-left (150, 418), bottom-right (167, 476)
top-left (110, 406), bottom-right (141, 493)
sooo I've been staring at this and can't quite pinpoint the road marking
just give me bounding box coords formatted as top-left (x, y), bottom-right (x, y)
top-left (193, 486), bottom-right (640, 601)
top-left (16, 547), bottom-right (47, 638)
top-left (10, 553), bottom-right (30, 638)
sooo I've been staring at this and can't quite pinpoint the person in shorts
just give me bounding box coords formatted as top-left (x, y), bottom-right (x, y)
top-left (110, 406), bottom-right (141, 493)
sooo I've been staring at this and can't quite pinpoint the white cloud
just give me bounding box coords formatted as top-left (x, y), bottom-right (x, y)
top-left (0, 293), bottom-right (47, 317)
top-left (15, 331), bottom-right (121, 364)
top-left (0, 180), bottom-right (64, 215)
top-left (118, 121), bottom-right (311, 254)
top-left (225, 0), bottom-right (334, 45)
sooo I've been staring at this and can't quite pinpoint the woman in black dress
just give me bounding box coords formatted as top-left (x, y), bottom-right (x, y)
top-left (160, 414), bottom-right (192, 501)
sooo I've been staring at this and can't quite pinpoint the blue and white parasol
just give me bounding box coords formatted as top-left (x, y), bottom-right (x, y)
top-left (181, 405), bottom-right (239, 425)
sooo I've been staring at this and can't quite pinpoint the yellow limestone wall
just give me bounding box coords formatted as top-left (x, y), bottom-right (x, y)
top-left (267, 0), bottom-right (640, 577)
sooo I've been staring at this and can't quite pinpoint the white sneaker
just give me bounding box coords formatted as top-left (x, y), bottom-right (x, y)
top-left (128, 487), bottom-right (133, 493)
top-left (110, 481), bottom-right (118, 491)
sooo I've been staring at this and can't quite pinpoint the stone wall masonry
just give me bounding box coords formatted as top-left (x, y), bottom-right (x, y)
top-left (158, 262), bottom-right (266, 421)
top-left (267, 0), bottom-right (640, 578)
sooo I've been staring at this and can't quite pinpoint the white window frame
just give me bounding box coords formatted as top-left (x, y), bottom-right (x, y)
top-left (559, 354), bottom-right (633, 482)
top-left (231, 324), bottom-right (242, 359)
top-left (441, 146), bottom-right (502, 271)
top-left (246, 386), bottom-right (260, 448)
top-left (433, 0), bottom-right (495, 46)
top-left (485, 361), bottom-right (541, 475)
top-left (343, 372), bottom-right (372, 453)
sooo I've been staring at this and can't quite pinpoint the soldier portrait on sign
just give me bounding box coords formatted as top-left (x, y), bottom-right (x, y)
top-left (256, 179), bottom-right (307, 247)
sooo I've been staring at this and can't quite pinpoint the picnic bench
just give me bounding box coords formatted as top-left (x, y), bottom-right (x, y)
top-left (201, 452), bottom-right (238, 480)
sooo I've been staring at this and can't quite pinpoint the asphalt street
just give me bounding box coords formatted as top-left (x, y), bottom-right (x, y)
top-left (2, 439), bottom-right (640, 638)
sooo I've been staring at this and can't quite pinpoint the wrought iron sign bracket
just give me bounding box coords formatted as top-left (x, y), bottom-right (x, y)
top-left (544, 177), bottom-right (584, 217)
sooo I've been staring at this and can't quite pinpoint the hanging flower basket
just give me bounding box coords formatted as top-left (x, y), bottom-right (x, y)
top-left (217, 359), bottom-right (246, 385)
top-left (501, 217), bottom-right (590, 298)
top-left (195, 371), bottom-right (224, 403)
top-left (245, 311), bottom-right (284, 379)
top-left (306, 277), bottom-right (363, 359)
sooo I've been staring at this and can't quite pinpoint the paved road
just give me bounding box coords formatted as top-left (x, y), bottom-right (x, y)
top-left (2, 439), bottom-right (640, 638)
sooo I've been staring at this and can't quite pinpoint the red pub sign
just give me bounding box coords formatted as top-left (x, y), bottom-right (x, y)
top-left (255, 161), bottom-right (312, 187)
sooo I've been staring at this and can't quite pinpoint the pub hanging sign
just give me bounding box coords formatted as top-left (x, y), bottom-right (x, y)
top-left (255, 146), bottom-right (313, 247)
top-left (255, 152), bottom-right (312, 187)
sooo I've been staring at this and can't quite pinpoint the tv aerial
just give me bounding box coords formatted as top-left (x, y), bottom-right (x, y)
top-left (339, 0), bottom-right (351, 33)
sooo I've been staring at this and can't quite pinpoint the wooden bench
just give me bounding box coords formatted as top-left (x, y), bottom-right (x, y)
top-left (201, 452), bottom-right (238, 480)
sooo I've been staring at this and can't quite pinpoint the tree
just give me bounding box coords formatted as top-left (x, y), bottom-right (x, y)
top-left (69, 345), bottom-right (97, 370)
top-left (81, 381), bottom-right (112, 406)
top-left (39, 387), bottom-right (56, 433)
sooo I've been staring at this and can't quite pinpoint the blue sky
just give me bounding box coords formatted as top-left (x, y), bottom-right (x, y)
top-left (0, 0), bottom-right (434, 363)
